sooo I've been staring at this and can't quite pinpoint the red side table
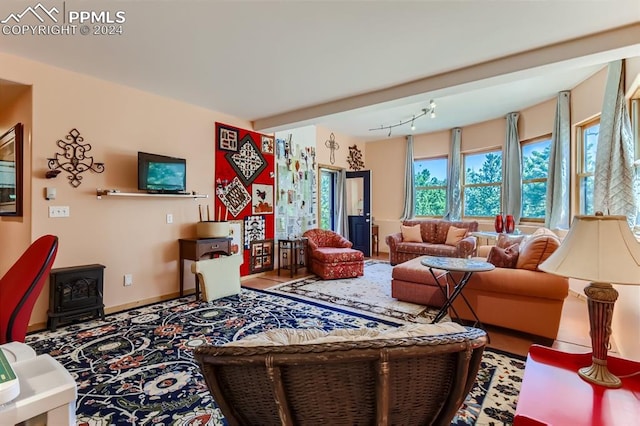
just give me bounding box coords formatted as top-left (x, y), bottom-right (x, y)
top-left (514, 345), bottom-right (640, 425)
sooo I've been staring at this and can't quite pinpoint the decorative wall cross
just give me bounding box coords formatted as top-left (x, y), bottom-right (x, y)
top-left (47, 128), bottom-right (105, 187)
top-left (325, 132), bottom-right (340, 165)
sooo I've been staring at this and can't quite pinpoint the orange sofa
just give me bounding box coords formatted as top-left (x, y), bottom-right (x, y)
top-left (391, 232), bottom-right (569, 340)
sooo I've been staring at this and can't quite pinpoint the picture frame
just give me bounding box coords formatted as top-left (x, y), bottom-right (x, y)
top-left (0, 123), bottom-right (23, 216)
top-left (218, 124), bottom-right (239, 152)
top-left (249, 239), bottom-right (274, 274)
top-left (228, 220), bottom-right (244, 257)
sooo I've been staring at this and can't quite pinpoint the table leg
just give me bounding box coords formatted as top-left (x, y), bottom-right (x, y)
top-left (429, 268), bottom-right (460, 323)
top-left (179, 245), bottom-right (185, 297)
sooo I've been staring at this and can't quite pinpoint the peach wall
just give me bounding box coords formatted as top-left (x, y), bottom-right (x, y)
top-left (315, 126), bottom-right (365, 170)
top-left (0, 87), bottom-right (32, 275)
top-left (520, 98), bottom-right (555, 141)
top-left (0, 51), bottom-right (251, 328)
top-left (365, 136), bottom-right (406, 242)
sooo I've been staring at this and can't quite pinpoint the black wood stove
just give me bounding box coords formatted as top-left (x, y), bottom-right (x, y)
top-left (48, 264), bottom-right (106, 331)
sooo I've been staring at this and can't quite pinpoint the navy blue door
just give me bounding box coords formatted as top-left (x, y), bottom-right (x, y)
top-left (346, 170), bottom-right (371, 256)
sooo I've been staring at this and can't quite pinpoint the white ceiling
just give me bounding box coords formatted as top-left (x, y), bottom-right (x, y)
top-left (0, 1), bottom-right (639, 141)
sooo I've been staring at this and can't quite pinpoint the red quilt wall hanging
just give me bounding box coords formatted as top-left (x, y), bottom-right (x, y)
top-left (215, 122), bottom-right (275, 276)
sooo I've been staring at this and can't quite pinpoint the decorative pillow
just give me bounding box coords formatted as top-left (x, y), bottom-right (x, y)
top-left (496, 233), bottom-right (526, 249)
top-left (516, 234), bottom-right (561, 271)
top-left (531, 227), bottom-right (557, 238)
top-left (401, 224), bottom-right (422, 242)
top-left (487, 243), bottom-right (520, 268)
top-left (445, 226), bottom-right (467, 246)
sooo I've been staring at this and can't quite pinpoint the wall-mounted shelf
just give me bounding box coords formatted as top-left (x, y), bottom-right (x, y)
top-left (96, 189), bottom-right (208, 200)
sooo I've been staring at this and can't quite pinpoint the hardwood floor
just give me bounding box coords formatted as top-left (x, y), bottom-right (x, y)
top-left (242, 254), bottom-right (601, 358)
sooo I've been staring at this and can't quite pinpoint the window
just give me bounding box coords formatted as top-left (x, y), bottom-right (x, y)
top-left (577, 119), bottom-right (599, 215)
top-left (463, 149), bottom-right (502, 217)
top-left (414, 157), bottom-right (447, 217)
top-left (521, 137), bottom-right (551, 220)
top-left (319, 167), bottom-right (337, 230)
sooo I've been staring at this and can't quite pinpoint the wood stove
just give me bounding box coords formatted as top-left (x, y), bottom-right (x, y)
top-left (48, 264), bottom-right (106, 331)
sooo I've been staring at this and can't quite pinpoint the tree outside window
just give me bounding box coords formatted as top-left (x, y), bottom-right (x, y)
top-left (319, 168), bottom-right (337, 230)
top-left (521, 137), bottom-right (551, 220)
top-left (463, 150), bottom-right (502, 217)
top-left (414, 157), bottom-right (447, 216)
top-left (578, 120), bottom-right (599, 215)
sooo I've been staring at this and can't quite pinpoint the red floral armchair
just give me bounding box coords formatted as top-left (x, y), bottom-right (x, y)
top-left (303, 229), bottom-right (364, 280)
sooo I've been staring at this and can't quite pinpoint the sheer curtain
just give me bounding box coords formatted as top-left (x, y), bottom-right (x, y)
top-left (545, 91), bottom-right (571, 229)
top-left (444, 128), bottom-right (462, 220)
top-left (335, 169), bottom-right (349, 238)
top-left (594, 59), bottom-right (637, 224)
top-left (502, 112), bottom-right (522, 223)
top-left (400, 135), bottom-right (415, 220)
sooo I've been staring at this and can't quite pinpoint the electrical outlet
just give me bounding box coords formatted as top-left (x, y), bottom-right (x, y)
top-left (48, 206), bottom-right (70, 218)
top-left (166, 213), bottom-right (173, 224)
top-left (123, 274), bottom-right (133, 286)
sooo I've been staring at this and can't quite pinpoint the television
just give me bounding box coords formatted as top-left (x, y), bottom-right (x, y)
top-left (137, 152), bottom-right (186, 193)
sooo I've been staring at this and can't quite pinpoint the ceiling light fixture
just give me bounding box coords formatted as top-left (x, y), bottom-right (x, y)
top-left (369, 100), bottom-right (437, 137)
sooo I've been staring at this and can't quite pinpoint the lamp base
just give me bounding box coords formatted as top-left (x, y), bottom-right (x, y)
top-left (578, 357), bottom-right (622, 388)
top-left (582, 281), bottom-right (621, 388)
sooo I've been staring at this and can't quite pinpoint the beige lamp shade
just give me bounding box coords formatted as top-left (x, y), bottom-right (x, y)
top-left (538, 215), bottom-right (640, 285)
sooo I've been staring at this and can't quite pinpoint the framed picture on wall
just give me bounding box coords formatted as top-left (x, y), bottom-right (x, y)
top-left (228, 220), bottom-right (243, 257)
top-left (250, 239), bottom-right (274, 274)
top-left (252, 184), bottom-right (273, 214)
top-left (218, 125), bottom-right (239, 152)
top-left (261, 135), bottom-right (274, 154)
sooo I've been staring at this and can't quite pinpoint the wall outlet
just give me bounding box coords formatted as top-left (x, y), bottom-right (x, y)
top-left (123, 274), bottom-right (133, 286)
top-left (166, 213), bottom-right (173, 224)
top-left (49, 206), bottom-right (70, 217)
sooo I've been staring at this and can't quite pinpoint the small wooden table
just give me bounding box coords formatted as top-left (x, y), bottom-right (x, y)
top-left (278, 238), bottom-right (308, 277)
top-left (178, 238), bottom-right (232, 299)
top-left (371, 224), bottom-right (379, 256)
top-left (420, 256), bottom-right (494, 327)
top-left (514, 345), bottom-right (640, 425)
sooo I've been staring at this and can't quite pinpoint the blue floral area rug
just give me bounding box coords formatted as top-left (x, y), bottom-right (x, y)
top-left (26, 288), bottom-right (524, 425)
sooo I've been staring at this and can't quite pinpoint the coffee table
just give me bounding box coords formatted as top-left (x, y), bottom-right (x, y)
top-left (420, 256), bottom-right (495, 327)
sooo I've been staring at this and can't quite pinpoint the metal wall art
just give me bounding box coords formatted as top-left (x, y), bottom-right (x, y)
top-left (347, 144), bottom-right (365, 171)
top-left (47, 128), bottom-right (105, 187)
top-left (325, 132), bottom-right (339, 165)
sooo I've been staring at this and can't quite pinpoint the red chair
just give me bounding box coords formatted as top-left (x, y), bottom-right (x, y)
top-left (303, 229), bottom-right (364, 280)
top-left (0, 235), bottom-right (58, 344)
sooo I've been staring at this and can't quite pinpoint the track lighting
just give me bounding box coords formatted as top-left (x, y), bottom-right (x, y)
top-left (369, 100), bottom-right (437, 136)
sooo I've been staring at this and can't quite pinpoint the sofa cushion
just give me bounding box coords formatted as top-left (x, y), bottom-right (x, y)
top-left (401, 224), bottom-right (422, 242)
top-left (487, 243), bottom-right (519, 268)
top-left (445, 226), bottom-right (468, 246)
top-left (311, 247), bottom-right (364, 263)
top-left (497, 234), bottom-right (526, 249)
top-left (226, 322), bottom-right (468, 347)
top-left (516, 235), bottom-right (560, 271)
top-left (396, 242), bottom-right (457, 257)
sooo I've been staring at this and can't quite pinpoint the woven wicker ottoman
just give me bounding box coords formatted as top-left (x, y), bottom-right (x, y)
top-left (391, 256), bottom-right (447, 308)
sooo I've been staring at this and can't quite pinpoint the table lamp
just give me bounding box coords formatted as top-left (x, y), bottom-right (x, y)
top-left (538, 213), bottom-right (640, 388)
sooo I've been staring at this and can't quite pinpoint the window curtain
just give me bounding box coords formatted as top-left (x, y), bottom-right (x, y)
top-left (502, 112), bottom-right (522, 223)
top-left (444, 128), bottom-right (462, 220)
top-left (335, 169), bottom-right (349, 238)
top-left (545, 91), bottom-right (571, 229)
top-left (400, 135), bottom-right (415, 220)
top-left (594, 59), bottom-right (637, 225)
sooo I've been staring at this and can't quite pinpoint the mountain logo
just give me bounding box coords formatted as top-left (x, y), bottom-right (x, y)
top-left (1, 3), bottom-right (60, 24)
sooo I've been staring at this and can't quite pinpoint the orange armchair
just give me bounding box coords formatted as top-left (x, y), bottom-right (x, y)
top-left (0, 235), bottom-right (58, 344)
top-left (302, 229), bottom-right (364, 280)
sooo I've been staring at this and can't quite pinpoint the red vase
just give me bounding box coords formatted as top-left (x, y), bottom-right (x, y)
top-left (505, 214), bottom-right (515, 233)
top-left (494, 214), bottom-right (504, 233)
